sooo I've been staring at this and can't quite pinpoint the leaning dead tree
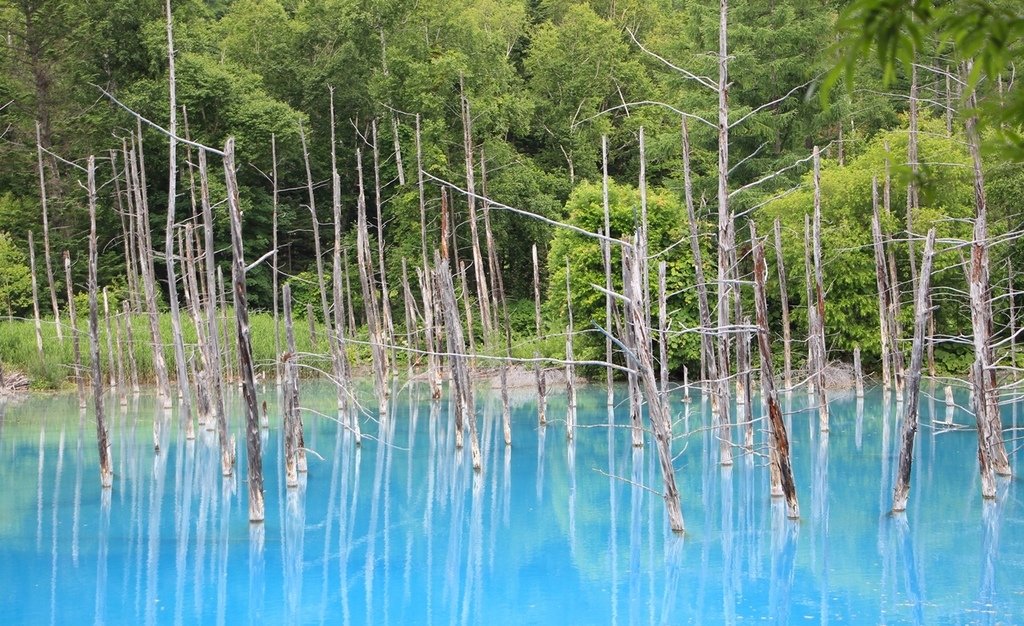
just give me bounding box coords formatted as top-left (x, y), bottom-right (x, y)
top-left (434, 255), bottom-right (482, 471)
top-left (620, 237), bottom-right (684, 533)
top-left (224, 138), bottom-right (264, 523)
top-left (892, 228), bottom-right (936, 513)
top-left (751, 222), bottom-right (799, 519)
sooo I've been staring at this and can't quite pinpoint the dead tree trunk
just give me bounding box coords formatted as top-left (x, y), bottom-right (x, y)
top-left (64, 251), bottom-right (85, 408)
top-left (122, 301), bottom-right (139, 394)
top-left (86, 157), bottom-right (113, 488)
top-left (623, 240), bottom-right (684, 533)
top-left (271, 134), bottom-right (281, 386)
top-left (355, 149), bottom-right (389, 416)
top-left (102, 288), bottom-right (117, 388)
top-left (371, 119), bottom-right (397, 373)
top-left (622, 244), bottom-right (645, 448)
top-left (458, 261), bottom-right (476, 356)
top-left (739, 317), bottom-right (754, 450)
top-left (181, 225), bottom-right (210, 421)
top-left (415, 115), bottom-right (442, 399)
top-left (435, 255), bottom-right (482, 471)
top-left (27, 230), bottom-right (44, 360)
top-left (164, 0), bottom-right (194, 440)
top-left (35, 121), bottom-right (61, 341)
top-left (715, 0), bottom-right (736, 465)
top-left (683, 119), bottom-right (717, 398)
top-left (602, 136), bottom-right (615, 405)
top-left (224, 138), bottom-right (264, 522)
top-left (328, 87), bottom-right (351, 412)
top-left (964, 66), bottom-right (1011, 479)
top-left (906, 64), bottom-right (920, 292)
top-left (871, 177), bottom-right (893, 391)
top-left (854, 345), bottom-right (864, 399)
top-left (532, 244), bottom-right (547, 425)
top-left (658, 261), bottom-right (669, 397)
top-left (811, 147), bottom-right (829, 431)
top-left (773, 218), bottom-right (793, 390)
top-left (282, 284), bottom-right (300, 488)
top-left (298, 118), bottom-right (331, 352)
top-left (458, 86), bottom-right (493, 340)
top-left (751, 222), bottom-right (799, 519)
top-left (131, 128), bottom-right (171, 405)
top-left (565, 259), bottom-right (577, 441)
top-left (198, 150), bottom-right (231, 475)
top-left (892, 228), bottom-right (936, 513)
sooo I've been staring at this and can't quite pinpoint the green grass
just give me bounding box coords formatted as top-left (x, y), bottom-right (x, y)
top-left (0, 304), bottom-right (580, 391)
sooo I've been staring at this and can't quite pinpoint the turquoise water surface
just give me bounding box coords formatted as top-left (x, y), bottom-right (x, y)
top-left (0, 381), bottom-right (1021, 624)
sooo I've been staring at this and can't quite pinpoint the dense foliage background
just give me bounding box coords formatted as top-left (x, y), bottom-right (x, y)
top-left (1, 0), bottom-right (1021, 382)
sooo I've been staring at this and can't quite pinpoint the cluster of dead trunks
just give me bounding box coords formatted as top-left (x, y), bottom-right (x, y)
top-left (22, 0), bottom-right (1011, 533)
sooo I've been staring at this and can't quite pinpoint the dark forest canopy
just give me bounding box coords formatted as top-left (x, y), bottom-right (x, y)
top-left (0, 0), bottom-right (1021, 378)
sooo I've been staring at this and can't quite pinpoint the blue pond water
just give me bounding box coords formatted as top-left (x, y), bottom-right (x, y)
top-left (1, 381), bottom-right (1022, 624)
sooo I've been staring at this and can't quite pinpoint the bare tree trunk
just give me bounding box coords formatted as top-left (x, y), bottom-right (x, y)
top-left (739, 317), bottom-right (754, 450)
top-left (198, 150), bottom-right (231, 475)
top-left (64, 251), bottom-right (85, 408)
top-left (1009, 262), bottom-right (1017, 370)
top-left (964, 66), bottom-right (1011, 479)
top-left (27, 230), bottom-right (44, 360)
top-left (458, 83), bottom-right (493, 340)
top-left (683, 119), bottom-right (717, 399)
top-left (224, 138), bottom-right (264, 522)
top-left (271, 134), bottom-right (281, 387)
top-left (86, 157), bottom-right (113, 489)
top-left (773, 218), bottom-right (792, 390)
top-left (459, 260), bottom-right (476, 356)
top-left (435, 256), bottom-right (482, 471)
top-left (328, 88), bottom-right (351, 412)
top-left (35, 121), bottom-right (61, 341)
top-left (401, 258), bottom-right (419, 379)
top-left (102, 288), bottom-right (117, 388)
top-left (355, 149), bottom-right (389, 416)
top-left (658, 261), bottom-right (669, 397)
top-left (854, 345), bottom-right (864, 399)
top-left (602, 136), bottom-right (615, 405)
top-left (164, 0), bottom-right (194, 439)
top-left (282, 284), bottom-right (300, 488)
top-left (371, 119), bottom-right (397, 373)
top-left (532, 244), bottom-right (547, 425)
top-left (415, 116), bottom-right (441, 399)
top-left (298, 118), bottom-right (331, 347)
top-left (871, 177), bottom-right (893, 391)
top-left (114, 145), bottom-right (141, 314)
top-left (892, 229), bottom-right (936, 512)
top-left (182, 224), bottom-right (211, 424)
top-left (623, 241), bottom-right (684, 533)
top-left (112, 297), bottom-right (127, 406)
top-left (122, 301), bottom-right (139, 394)
top-left (803, 214), bottom-right (815, 397)
top-left (715, 0), bottom-right (735, 466)
top-left (565, 259), bottom-right (577, 441)
top-left (751, 222), bottom-right (799, 518)
top-left (811, 147), bottom-right (829, 431)
top-left (622, 245), bottom-right (645, 447)
top-left (906, 64), bottom-right (920, 292)
top-left (130, 129), bottom-right (171, 404)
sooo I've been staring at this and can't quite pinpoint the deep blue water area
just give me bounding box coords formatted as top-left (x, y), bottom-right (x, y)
top-left (1, 381), bottom-right (1022, 624)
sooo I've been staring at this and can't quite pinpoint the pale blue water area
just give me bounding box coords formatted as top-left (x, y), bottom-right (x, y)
top-left (1, 380), bottom-right (1023, 624)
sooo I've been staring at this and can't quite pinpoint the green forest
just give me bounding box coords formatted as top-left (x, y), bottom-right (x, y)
top-left (1, 0), bottom-right (1022, 388)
